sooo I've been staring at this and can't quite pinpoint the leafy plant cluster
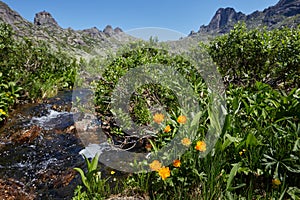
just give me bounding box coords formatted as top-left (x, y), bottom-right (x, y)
top-left (0, 23), bottom-right (77, 122)
top-left (95, 42), bottom-right (206, 142)
top-left (73, 154), bottom-right (112, 200)
top-left (206, 23), bottom-right (300, 89)
top-left (75, 83), bottom-right (300, 199)
top-left (118, 83), bottom-right (299, 200)
top-left (73, 25), bottom-right (300, 199)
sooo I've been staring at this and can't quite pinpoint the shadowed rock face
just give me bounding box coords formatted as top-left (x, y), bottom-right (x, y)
top-left (273, 0), bottom-right (300, 16)
top-left (196, 0), bottom-right (300, 35)
top-left (200, 7), bottom-right (246, 33)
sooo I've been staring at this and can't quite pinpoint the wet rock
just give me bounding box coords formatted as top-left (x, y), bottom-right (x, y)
top-left (37, 168), bottom-right (76, 188)
top-left (0, 178), bottom-right (35, 200)
top-left (11, 125), bottom-right (42, 144)
top-left (64, 125), bottom-right (76, 134)
top-left (0, 90), bottom-right (85, 199)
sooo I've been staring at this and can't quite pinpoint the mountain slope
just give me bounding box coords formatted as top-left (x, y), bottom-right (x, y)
top-left (1, 0), bottom-right (300, 58)
top-left (0, 1), bottom-right (136, 58)
top-left (191, 0), bottom-right (300, 35)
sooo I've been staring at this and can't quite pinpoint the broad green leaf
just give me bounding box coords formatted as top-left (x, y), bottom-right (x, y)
top-left (226, 162), bottom-right (241, 191)
top-left (74, 167), bottom-right (90, 192)
top-left (90, 153), bottom-right (100, 172)
top-left (246, 133), bottom-right (258, 147)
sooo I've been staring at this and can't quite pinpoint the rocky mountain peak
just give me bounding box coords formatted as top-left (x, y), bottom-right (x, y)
top-left (196, 0), bottom-right (300, 35)
top-left (103, 25), bottom-right (113, 35)
top-left (114, 27), bottom-right (123, 34)
top-left (103, 25), bottom-right (123, 36)
top-left (200, 7), bottom-right (246, 33)
top-left (34, 11), bottom-right (59, 28)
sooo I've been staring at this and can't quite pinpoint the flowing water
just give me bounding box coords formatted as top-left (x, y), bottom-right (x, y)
top-left (0, 91), bottom-right (86, 199)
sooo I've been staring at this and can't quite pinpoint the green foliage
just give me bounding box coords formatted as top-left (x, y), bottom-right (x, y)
top-left (73, 154), bottom-right (111, 199)
top-left (0, 22), bottom-right (78, 122)
top-left (120, 83), bottom-right (299, 199)
top-left (79, 31), bottom-right (300, 199)
top-left (95, 42), bottom-right (205, 138)
top-left (206, 23), bottom-right (300, 89)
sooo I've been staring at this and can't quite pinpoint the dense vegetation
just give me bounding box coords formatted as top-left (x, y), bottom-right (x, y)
top-left (0, 20), bottom-right (299, 199)
top-left (0, 23), bottom-right (77, 122)
top-left (207, 23), bottom-right (300, 89)
top-left (73, 24), bottom-right (300, 199)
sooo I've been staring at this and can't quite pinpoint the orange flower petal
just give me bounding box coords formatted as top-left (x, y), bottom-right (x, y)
top-left (195, 141), bottom-right (206, 152)
top-left (173, 159), bottom-right (181, 168)
top-left (164, 125), bottom-right (171, 133)
top-left (153, 113), bottom-right (164, 124)
top-left (149, 160), bottom-right (162, 171)
top-left (158, 166), bottom-right (170, 180)
top-left (181, 138), bottom-right (191, 146)
top-left (177, 115), bottom-right (187, 124)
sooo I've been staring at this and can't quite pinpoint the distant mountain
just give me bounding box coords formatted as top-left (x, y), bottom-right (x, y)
top-left (0, 1), bottom-right (136, 57)
top-left (1, 0), bottom-right (300, 58)
top-left (190, 0), bottom-right (300, 36)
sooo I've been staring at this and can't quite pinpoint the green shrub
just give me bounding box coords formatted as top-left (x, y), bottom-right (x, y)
top-left (0, 22), bottom-right (78, 122)
top-left (206, 23), bottom-right (300, 89)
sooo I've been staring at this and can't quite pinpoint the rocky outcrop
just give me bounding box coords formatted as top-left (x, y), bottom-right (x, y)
top-left (0, 1), bottom-right (136, 57)
top-left (262, 0), bottom-right (300, 26)
top-left (200, 8), bottom-right (246, 33)
top-left (81, 26), bottom-right (106, 40)
top-left (197, 0), bottom-right (300, 35)
top-left (266, 0), bottom-right (300, 17)
top-left (103, 25), bottom-right (114, 36)
top-left (103, 25), bottom-right (124, 36)
top-left (114, 27), bottom-right (123, 34)
top-left (34, 11), bottom-right (59, 28)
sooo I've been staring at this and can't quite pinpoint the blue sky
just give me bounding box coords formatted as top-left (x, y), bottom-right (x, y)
top-left (2, 0), bottom-right (279, 40)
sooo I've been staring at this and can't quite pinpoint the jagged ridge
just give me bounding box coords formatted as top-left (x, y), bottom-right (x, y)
top-left (190, 0), bottom-right (300, 35)
top-left (0, 1), bottom-right (135, 57)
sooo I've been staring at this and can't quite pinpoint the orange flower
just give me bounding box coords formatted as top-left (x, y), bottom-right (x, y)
top-left (173, 159), bottom-right (181, 168)
top-left (164, 125), bottom-right (171, 133)
top-left (153, 113), bottom-right (164, 124)
top-left (181, 138), bottom-right (191, 146)
top-left (149, 160), bottom-right (162, 171)
top-left (177, 115), bottom-right (187, 124)
top-left (158, 166), bottom-right (170, 180)
top-left (195, 141), bottom-right (206, 152)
